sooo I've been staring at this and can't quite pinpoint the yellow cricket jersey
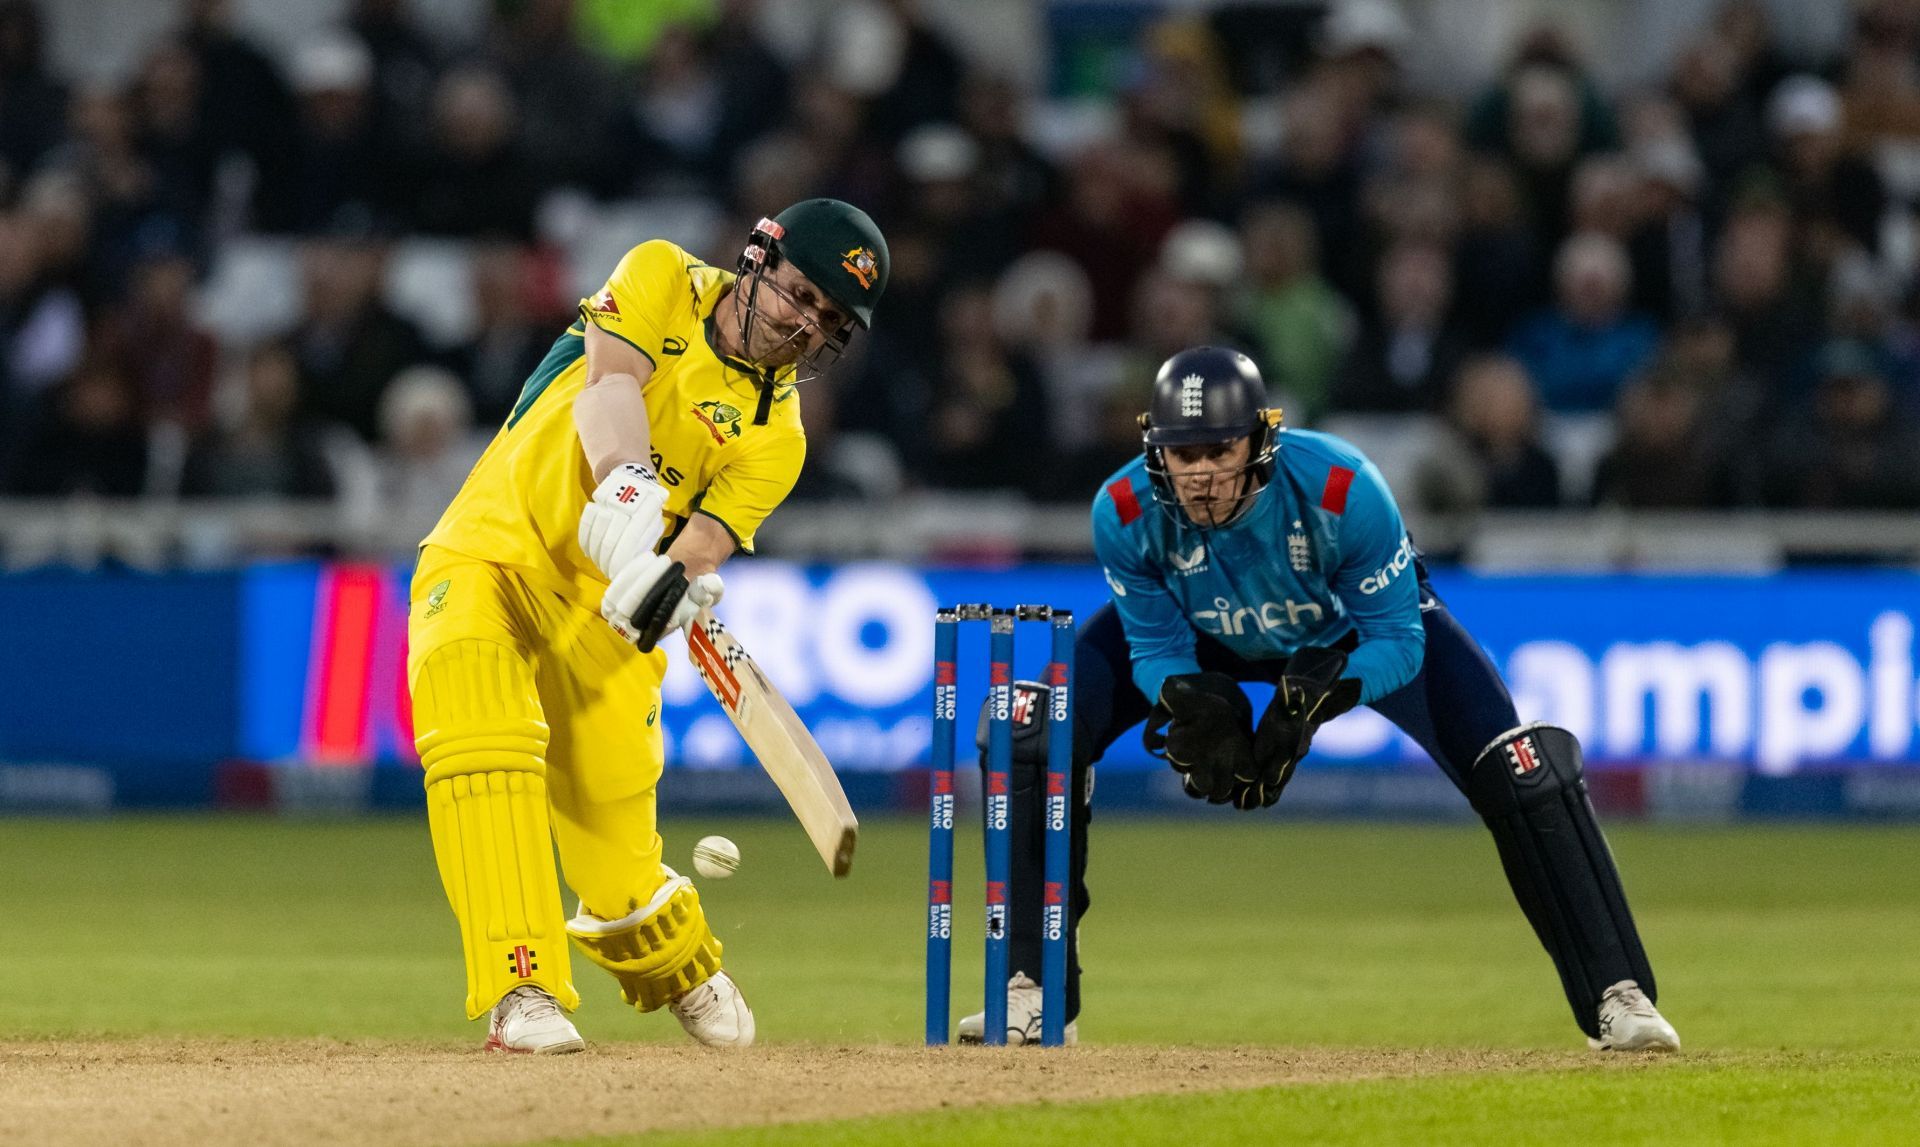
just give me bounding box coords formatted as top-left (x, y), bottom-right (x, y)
top-left (422, 239), bottom-right (805, 608)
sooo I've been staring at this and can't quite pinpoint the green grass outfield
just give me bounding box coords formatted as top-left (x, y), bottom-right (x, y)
top-left (3, 814), bottom-right (1917, 1143)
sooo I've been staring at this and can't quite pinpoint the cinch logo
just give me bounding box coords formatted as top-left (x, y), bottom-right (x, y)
top-left (1193, 596), bottom-right (1325, 637)
top-left (1358, 534), bottom-right (1415, 595)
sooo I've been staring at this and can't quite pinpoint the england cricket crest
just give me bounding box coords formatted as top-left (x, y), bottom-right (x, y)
top-left (1505, 733), bottom-right (1543, 777)
top-left (1288, 521), bottom-right (1311, 572)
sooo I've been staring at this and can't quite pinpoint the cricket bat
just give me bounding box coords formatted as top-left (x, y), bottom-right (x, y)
top-left (683, 607), bottom-right (858, 877)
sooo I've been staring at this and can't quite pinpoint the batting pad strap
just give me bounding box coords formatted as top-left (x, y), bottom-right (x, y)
top-left (566, 872), bottom-right (722, 1012)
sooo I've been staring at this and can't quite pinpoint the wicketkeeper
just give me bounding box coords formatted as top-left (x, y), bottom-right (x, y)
top-left (968, 346), bottom-right (1679, 1052)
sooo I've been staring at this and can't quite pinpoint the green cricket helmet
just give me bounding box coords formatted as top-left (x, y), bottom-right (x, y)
top-left (731, 199), bottom-right (888, 416)
top-left (766, 198), bottom-right (888, 329)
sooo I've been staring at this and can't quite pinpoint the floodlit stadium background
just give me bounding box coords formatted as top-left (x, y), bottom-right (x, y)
top-left (5, 0), bottom-right (1920, 822)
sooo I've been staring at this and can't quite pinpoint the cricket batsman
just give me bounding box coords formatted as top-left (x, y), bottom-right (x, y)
top-left (967, 346), bottom-right (1679, 1052)
top-left (407, 199), bottom-right (887, 1052)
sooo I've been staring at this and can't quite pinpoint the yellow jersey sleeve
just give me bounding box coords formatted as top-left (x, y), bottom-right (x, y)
top-left (695, 423), bottom-right (806, 554)
top-left (580, 239), bottom-right (699, 363)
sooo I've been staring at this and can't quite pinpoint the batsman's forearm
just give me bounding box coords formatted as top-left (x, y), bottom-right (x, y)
top-left (574, 372), bottom-right (654, 483)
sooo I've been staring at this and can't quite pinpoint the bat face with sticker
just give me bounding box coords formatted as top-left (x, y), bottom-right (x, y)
top-left (683, 608), bottom-right (858, 877)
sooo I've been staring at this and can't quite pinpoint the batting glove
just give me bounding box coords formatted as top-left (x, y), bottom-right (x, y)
top-left (602, 557), bottom-right (724, 652)
top-left (578, 462), bottom-right (669, 581)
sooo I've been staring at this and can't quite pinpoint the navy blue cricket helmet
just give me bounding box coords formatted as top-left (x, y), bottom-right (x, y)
top-left (1139, 346), bottom-right (1283, 527)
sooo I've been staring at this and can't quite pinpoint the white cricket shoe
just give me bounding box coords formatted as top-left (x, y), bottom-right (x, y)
top-left (485, 986), bottom-right (585, 1054)
top-left (670, 970), bottom-right (756, 1048)
top-left (1588, 980), bottom-right (1680, 1052)
top-left (956, 972), bottom-right (1079, 1046)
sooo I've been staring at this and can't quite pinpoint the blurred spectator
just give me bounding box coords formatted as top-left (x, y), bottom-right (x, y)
top-left (895, 122), bottom-right (1016, 281)
top-left (1670, 38), bottom-right (1767, 212)
top-left (917, 285), bottom-right (1052, 496)
top-left (1567, 154), bottom-right (1677, 321)
top-left (1630, 130), bottom-right (1709, 321)
top-left (834, 0), bottom-right (966, 144)
top-left (485, 0), bottom-right (620, 191)
top-left (7, 358), bottom-right (149, 496)
top-left (1590, 372), bottom-right (1728, 508)
top-left (348, 0), bottom-right (440, 157)
top-left (990, 249), bottom-right (1121, 455)
top-left (407, 66), bottom-right (538, 238)
top-left (1768, 75), bottom-right (1886, 257)
top-left (615, 21), bottom-right (723, 194)
top-left (366, 364), bottom-right (483, 541)
top-left (446, 242), bottom-right (564, 427)
top-left (1054, 383), bottom-right (1156, 501)
top-left (1238, 201), bottom-right (1354, 421)
top-left (1711, 196), bottom-right (1823, 398)
top-left (1251, 84), bottom-right (1366, 299)
top-left (574, 0), bottom-right (712, 62)
top-left (786, 72), bottom-right (894, 214)
top-left (1466, 30), bottom-right (1619, 253)
top-left (1121, 16), bottom-right (1243, 217)
top-left (1130, 258), bottom-right (1246, 371)
top-left (705, 0), bottom-right (792, 176)
top-left (1030, 140), bottom-right (1176, 341)
top-left (279, 33), bottom-right (396, 235)
top-left (97, 229), bottom-right (216, 432)
top-left (1509, 232), bottom-right (1659, 412)
top-left (1452, 155), bottom-right (1540, 345)
top-left (0, 209), bottom-right (86, 439)
top-left (1316, 0), bottom-right (1412, 126)
top-left (1363, 103), bottom-right (1463, 253)
top-left (289, 224), bottom-right (427, 441)
top-left (1331, 239), bottom-right (1466, 412)
top-left (1840, 0), bottom-right (1920, 148)
top-left (1714, 1), bottom-right (1792, 116)
top-left (177, 0), bottom-right (297, 230)
top-left (181, 340), bottom-right (336, 498)
top-left (16, 169), bottom-right (93, 297)
top-left (1465, 26), bottom-right (1617, 157)
top-left (785, 372), bottom-right (904, 503)
top-left (131, 39), bottom-right (218, 235)
top-left (1414, 355), bottom-right (1560, 512)
top-left (958, 71), bottom-right (1055, 230)
top-left (43, 85), bottom-right (163, 299)
top-left (1763, 339), bottom-right (1920, 509)
top-left (0, 0), bottom-right (65, 195)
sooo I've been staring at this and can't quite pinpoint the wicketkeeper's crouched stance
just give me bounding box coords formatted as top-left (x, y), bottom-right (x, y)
top-left (410, 199), bottom-right (886, 1052)
top-left (970, 347), bottom-right (1678, 1052)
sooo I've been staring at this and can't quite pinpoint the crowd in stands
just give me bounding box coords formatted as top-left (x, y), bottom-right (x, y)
top-left (6, 0), bottom-right (1920, 539)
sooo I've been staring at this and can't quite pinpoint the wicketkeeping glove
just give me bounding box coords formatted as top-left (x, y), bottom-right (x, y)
top-left (1238, 646), bottom-right (1362, 809)
top-left (1143, 672), bottom-right (1255, 805)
